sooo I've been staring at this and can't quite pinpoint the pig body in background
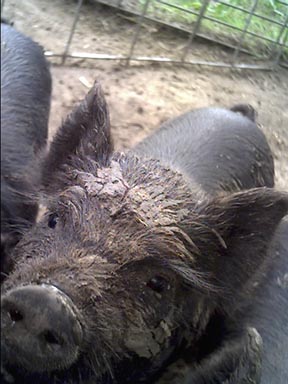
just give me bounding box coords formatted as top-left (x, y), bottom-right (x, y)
top-left (182, 217), bottom-right (288, 384)
top-left (1, 23), bottom-right (52, 274)
top-left (134, 103), bottom-right (274, 194)
top-left (1, 84), bottom-right (287, 384)
top-left (244, 218), bottom-right (288, 384)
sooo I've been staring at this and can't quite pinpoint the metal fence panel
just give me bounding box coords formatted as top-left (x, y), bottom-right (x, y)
top-left (2, 0), bottom-right (288, 70)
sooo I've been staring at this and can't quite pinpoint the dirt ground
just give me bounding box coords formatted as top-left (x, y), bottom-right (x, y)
top-left (4, 0), bottom-right (288, 191)
top-left (2, 0), bottom-right (288, 382)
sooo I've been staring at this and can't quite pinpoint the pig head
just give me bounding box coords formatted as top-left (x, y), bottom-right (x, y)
top-left (1, 83), bottom-right (287, 384)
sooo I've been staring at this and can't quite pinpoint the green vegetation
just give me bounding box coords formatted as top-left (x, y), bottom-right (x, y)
top-left (144, 0), bottom-right (288, 57)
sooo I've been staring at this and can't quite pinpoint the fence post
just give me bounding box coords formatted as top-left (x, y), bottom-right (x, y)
top-left (181, 0), bottom-right (210, 62)
top-left (232, 0), bottom-right (258, 64)
top-left (126, 0), bottom-right (151, 66)
top-left (271, 11), bottom-right (288, 68)
top-left (61, 0), bottom-right (83, 65)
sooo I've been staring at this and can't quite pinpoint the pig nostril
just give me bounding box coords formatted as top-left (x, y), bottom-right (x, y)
top-left (42, 330), bottom-right (62, 346)
top-left (9, 308), bottom-right (23, 322)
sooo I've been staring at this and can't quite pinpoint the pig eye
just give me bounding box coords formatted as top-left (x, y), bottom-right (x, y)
top-left (147, 275), bottom-right (170, 293)
top-left (48, 213), bottom-right (59, 229)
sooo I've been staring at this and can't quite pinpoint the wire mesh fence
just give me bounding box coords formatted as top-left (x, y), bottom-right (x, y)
top-left (99, 0), bottom-right (288, 66)
top-left (2, 0), bottom-right (288, 70)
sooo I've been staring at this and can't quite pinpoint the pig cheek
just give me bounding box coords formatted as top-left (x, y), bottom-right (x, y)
top-left (124, 318), bottom-right (173, 359)
top-left (122, 292), bottom-right (175, 359)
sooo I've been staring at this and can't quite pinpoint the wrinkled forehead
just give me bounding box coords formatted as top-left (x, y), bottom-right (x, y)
top-left (55, 160), bottom-right (190, 229)
top-left (74, 160), bottom-right (129, 199)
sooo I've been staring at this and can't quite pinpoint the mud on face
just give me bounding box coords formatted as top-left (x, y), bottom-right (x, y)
top-left (1, 155), bottom-right (214, 382)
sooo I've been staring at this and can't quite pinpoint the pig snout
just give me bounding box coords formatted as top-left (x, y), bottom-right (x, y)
top-left (1, 284), bottom-right (83, 374)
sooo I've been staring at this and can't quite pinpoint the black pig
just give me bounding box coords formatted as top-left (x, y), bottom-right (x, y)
top-left (243, 217), bottom-right (287, 384)
top-left (1, 83), bottom-right (287, 384)
top-left (182, 217), bottom-right (288, 384)
top-left (1, 23), bottom-right (52, 275)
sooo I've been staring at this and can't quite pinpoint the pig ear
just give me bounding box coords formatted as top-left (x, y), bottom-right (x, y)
top-left (41, 82), bottom-right (113, 190)
top-left (197, 188), bottom-right (288, 306)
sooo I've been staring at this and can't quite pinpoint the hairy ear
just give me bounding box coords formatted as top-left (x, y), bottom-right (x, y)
top-left (194, 188), bottom-right (288, 304)
top-left (42, 82), bottom-right (113, 191)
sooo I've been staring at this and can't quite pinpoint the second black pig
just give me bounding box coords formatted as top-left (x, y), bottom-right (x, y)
top-left (1, 23), bottom-right (52, 275)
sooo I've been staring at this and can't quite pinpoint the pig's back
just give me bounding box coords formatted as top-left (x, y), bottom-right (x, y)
top-left (133, 107), bottom-right (274, 195)
top-left (1, 23), bottom-right (51, 175)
